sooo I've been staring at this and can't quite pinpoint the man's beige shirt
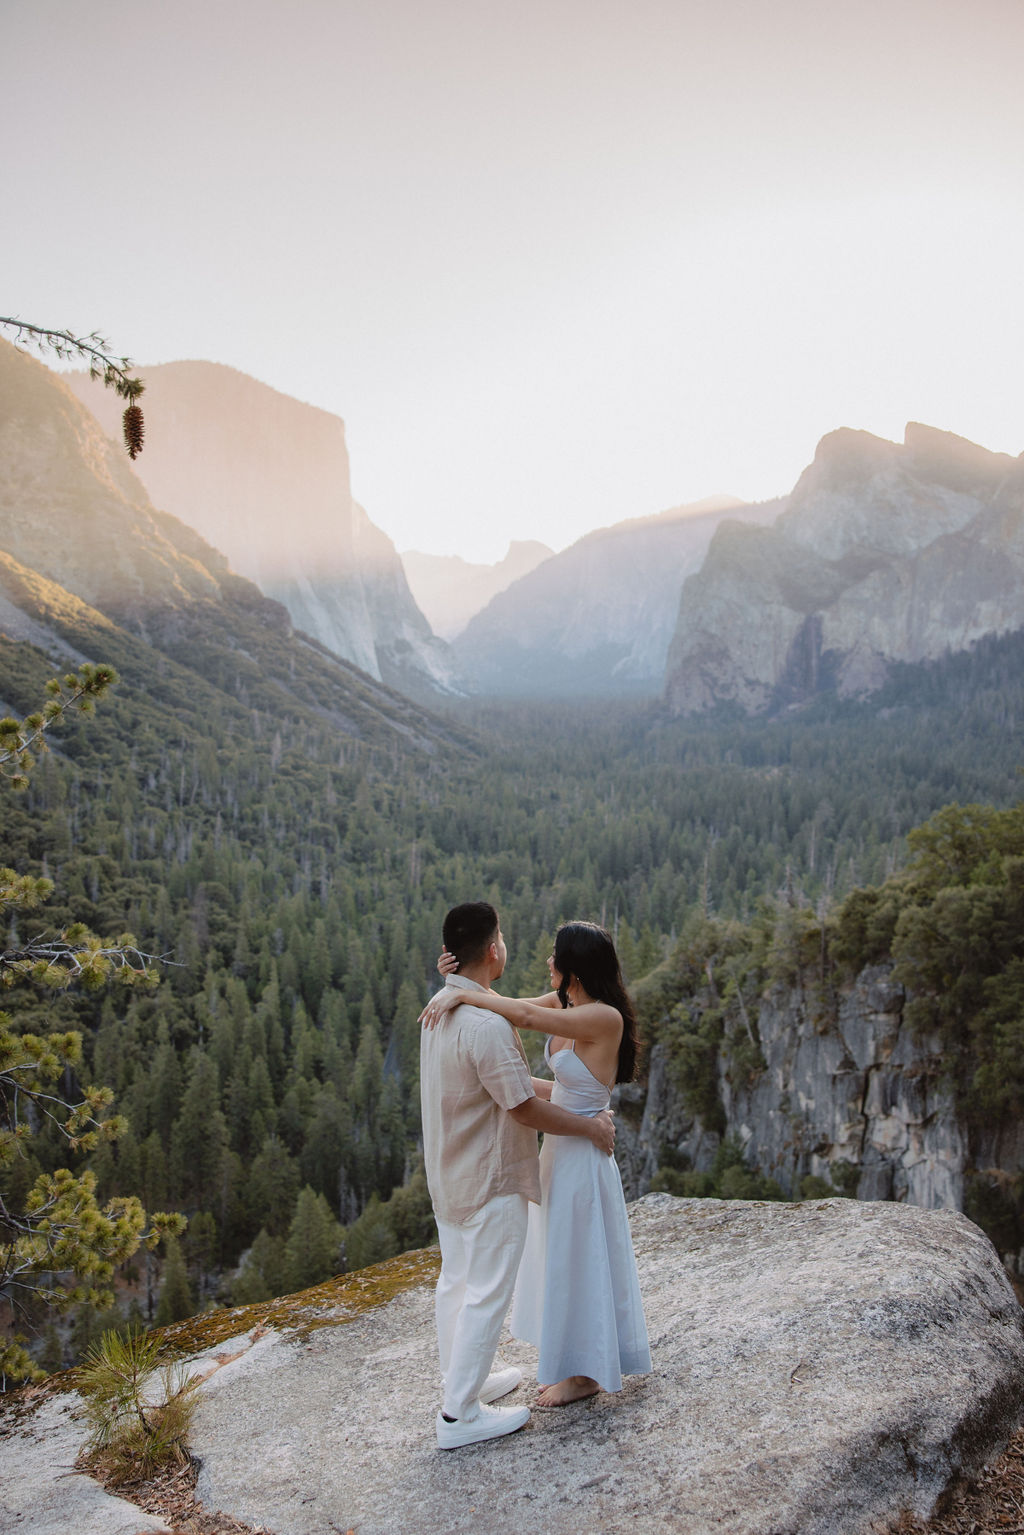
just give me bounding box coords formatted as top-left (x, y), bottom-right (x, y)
top-left (420, 974), bottom-right (541, 1225)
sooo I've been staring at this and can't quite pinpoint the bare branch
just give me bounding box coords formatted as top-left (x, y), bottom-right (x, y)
top-left (0, 317), bottom-right (146, 459)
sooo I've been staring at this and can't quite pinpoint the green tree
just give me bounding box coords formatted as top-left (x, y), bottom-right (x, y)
top-left (299, 1084), bottom-right (350, 1205)
top-left (384, 1165), bottom-right (437, 1253)
top-left (283, 1186), bottom-right (341, 1292)
top-left (344, 1193), bottom-right (398, 1273)
top-left (231, 1227), bottom-right (287, 1304)
top-left (154, 1235), bottom-right (194, 1326)
top-left (148, 1026), bottom-right (183, 1148)
top-left (170, 1052), bottom-right (228, 1212)
top-left (248, 1135), bottom-right (301, 1236)
top-left (39, 1323), bottom-right (64, 1374)
top-left (182, 1211), bottom-right (217, 1302)
top-left (1, 663), bottom-right (120, 791)
top-left (0, 670), bottom-right (183, 1385)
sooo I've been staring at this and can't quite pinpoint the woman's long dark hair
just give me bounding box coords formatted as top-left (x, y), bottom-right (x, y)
top-left (553, 921), bottom-right (639, 1084)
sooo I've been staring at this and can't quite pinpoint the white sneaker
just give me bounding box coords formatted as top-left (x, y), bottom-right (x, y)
top-left (436, 1401), bottom-right (531, 1449)
top-left (479, 1366), bottom-right (522, 1403)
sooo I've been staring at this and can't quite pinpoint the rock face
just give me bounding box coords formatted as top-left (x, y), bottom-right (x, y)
top-left (617, 963), bottom-right (1012, 1260)
top-left (0, 342), bottom-right (461, 757)
top-left (452, 496), bottom-right (780, 696)
top-left (5, 1198), bottom-right (1023, 1535)
top-left (401, 539), bottom-right (553, 640)
top-left (66, 360), bottom-right (460, 700)
top-left (727, 966), bottom-right (966, 1210)
top-left (0, 341), bottom-right (230, 625)
top-left (665, 424), bottom-right (1024, 714)
top-left (0, 1391), bottom-right (169, 1534)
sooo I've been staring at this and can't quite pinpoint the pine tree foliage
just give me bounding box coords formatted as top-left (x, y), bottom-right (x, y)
top-left (231, 1227), bottom-right (286, 1305)
top-left (1, 669), bottom-right (184, 1386)
top-left (154, 1235), bottom-right (193, 1326)
top-left (284, 1185), bottom-right (342, 1291)
top-left (78, 1326), bottom-right (201, 1484)
top-left (1, 662), bottom-right (118, 790)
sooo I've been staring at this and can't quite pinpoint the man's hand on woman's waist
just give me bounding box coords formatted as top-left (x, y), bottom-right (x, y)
top-left (589, 1108), bottom-right (616, 1157)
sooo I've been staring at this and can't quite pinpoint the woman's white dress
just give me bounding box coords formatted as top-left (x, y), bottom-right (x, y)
top-left (509, 1039), bottom-right (651, 1390)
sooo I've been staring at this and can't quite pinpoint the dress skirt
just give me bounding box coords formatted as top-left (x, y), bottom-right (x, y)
top-left (509, 1045), bottom-right (651, 1391)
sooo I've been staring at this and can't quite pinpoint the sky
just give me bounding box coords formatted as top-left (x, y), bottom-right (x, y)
top-left (4, 0), bottom-right (1024, 563)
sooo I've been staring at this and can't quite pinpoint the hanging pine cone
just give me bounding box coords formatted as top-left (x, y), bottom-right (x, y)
top-left (123, 404), bottom-right (145, 460)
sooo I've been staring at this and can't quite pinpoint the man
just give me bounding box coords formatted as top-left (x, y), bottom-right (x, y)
top-left (420, 901), bottom-right (615, 1450)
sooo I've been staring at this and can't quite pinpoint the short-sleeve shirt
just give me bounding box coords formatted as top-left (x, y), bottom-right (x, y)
top-left (420, 975), bottom-right (541, 1225)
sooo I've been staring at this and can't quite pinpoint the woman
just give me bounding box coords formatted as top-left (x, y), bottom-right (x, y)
top-left (422, 920), bottom-right (651, 1406)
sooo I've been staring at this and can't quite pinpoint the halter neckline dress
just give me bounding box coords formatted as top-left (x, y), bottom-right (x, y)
top-left (509, 1037), bottom-right (651, 1391)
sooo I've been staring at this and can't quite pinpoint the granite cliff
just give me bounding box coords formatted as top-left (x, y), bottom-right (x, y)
top-left (66, 360), bottom-right (460, 701)
top-left (0, 340), bottom-right (460, 756)
top-left (1, 342), bottom-right (236, 627)
top-left (665, 424), bottom-right (1024, 714)
top-left (618, 958), bottom-right (1024, 1278)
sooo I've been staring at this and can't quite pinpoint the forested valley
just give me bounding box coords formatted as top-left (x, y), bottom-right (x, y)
top-left (2, 620), bottom-right (1023, 1377)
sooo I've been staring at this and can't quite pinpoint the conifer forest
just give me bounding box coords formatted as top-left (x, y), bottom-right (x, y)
top-left (2, 619), bottom-right (1023, 1377)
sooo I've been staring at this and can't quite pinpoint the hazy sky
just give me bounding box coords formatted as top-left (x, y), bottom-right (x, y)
top-left (5, 0), bottom-right (1023, 561)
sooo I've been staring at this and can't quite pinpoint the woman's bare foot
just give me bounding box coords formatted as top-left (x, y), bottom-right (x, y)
top-left (536, 1375), bottom-right (600, 1406)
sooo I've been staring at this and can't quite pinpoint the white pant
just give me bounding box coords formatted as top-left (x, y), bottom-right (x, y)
top-left (435, 1193), bottom-right (528, 1421)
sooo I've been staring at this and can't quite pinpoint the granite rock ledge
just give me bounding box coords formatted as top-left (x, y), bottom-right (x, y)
top-left (3, 1196), bottom-right (1023, 1535)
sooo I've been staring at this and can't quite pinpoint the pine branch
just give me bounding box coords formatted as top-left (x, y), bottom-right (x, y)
top-left (0, 318), bottom-right (143, 399)
top-left (0, 317), bottom-right (146, 456)
top-left (0, 939), bottom-right (179, 985)
top-left (0, 662), bottom-right (119, 787)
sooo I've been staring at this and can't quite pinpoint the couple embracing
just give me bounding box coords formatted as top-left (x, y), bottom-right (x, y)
top-left (419, 901), bottom-right (651, 1450)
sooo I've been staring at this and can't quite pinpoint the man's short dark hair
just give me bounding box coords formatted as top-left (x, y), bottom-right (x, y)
top-left (443, 902), bottom-right (499, 967)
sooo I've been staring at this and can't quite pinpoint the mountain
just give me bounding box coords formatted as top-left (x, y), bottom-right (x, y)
top-left (665, 423), bottom-right (1024, 714)
top-left (400, 539), bottom-right (553, 640)
top-left (65, 360), bottom-right (460, 701)
top-left (0, 339), bottom-right (460, 754)
top-left (449, 496), bottom-right (779, 696)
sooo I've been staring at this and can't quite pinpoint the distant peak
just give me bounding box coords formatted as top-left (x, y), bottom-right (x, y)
top-left (902, 420), bottom-right (1016, 488)
top-left (813, 425), bottom-right (898, 463)
top-left (903, 421), bottom-right (974, 451)
top-left (503, 539), bottom-right (553, 560)
top-left (792, 427), bottom-right (900, 497)
top-left (805, 423), bottom-right (1015, 490)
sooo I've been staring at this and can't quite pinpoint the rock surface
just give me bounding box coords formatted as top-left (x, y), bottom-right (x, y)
top-left (5, 1196), bottom-right (1023, 1535)
top-left (665, 423), bottom-right (1024, 714)
top-left (0, 1390), bottom-right (169, 1534)
top-left (0, 344), bottom-right (463, 758)
top-left (619, 965), bottom-right (966, 1217)
top-left (66, 360), bottom-right (460, 700)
